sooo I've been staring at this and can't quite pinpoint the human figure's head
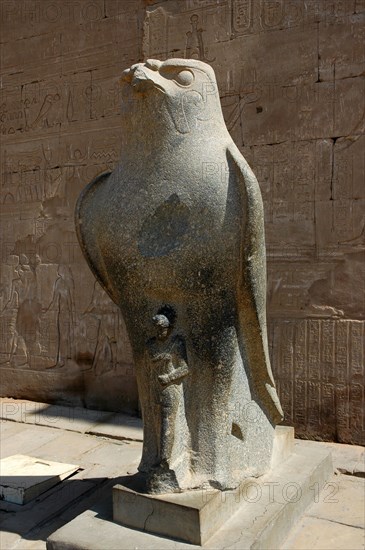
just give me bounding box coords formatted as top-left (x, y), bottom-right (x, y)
top-left (58, 265), bottom-right (71, 278)
top-left (152, 314), bottom-right (171, 341)
top-left (20, 254), bottom-right (29, 266)
top-left (190, 14), bottom-right (199, 28)
top-left (17, 266), bottom-right (26, 281)
top-left (19, 254), bottom-right (31, 270)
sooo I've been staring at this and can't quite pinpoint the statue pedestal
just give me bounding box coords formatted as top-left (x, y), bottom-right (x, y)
top-left (112, 427), bottom-right (321, 546)
top-left (47, 432), bottom-right (333, 549)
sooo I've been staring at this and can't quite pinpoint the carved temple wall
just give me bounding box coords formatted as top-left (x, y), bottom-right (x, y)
top-left (0, 0), bottom-right (364, 444)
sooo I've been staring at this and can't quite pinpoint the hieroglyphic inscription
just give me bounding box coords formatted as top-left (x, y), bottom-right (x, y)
top-left (231, 0), bottom-right (363, 35)
top-left (143, 0), bottom-right (230, 59)
top-left (232, 0), bottom-right (253, 34)
top-left (0, 70), bottom-right (127, 139)
top-left (0, 1), bottom-right (139, 413)
top-left (272, 319), bottom-right (365, 444)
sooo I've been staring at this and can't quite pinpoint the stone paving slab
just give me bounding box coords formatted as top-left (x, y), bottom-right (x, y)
top-left (0, 475), bottom-right (97, 550)
top-left (295, 439), bottom-right (365, 477)
top-left (0, 398), bottom-right (115, 434)
top-left (0, 425), bottom-right (62, 459)
top-left (79, 441), bottom-right (141, 477)
top-left (32, 431), bottom-right (104, 464)
top-left (0, 398), bottom-right (143, 442)
top-left (0, 399), bottom-right (49, 424)
top-left (0, 421), bottom-right (29, 440)
top-left (12, 539), bottom-right (46, 549)
top-left (47, 497), bottom-right (194, 550)
top-left (282, 514), bottom-right (365, 550)
top-left (306, 474), bottom-right (365, 529)
top-left (86, 413), bottom-right (143, 442)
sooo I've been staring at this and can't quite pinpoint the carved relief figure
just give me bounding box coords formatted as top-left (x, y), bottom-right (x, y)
top-left (83, 280), bottom-right (118, 374)
top-left (76, 59), bottom-right (283, 493)
top-left (185, 14), bottom-right (215, 62)
top-left (1, 260), bottom-right (28, 365)
top-left (42, 144), bottom-right (63, 200)
top-left (44, 265), bottom-right (75, 368)
top-left (1, 255), bottom-right (42, 366)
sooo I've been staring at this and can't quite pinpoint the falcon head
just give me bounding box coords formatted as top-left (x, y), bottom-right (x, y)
top-left (120, 59), bottom-right (224, 134)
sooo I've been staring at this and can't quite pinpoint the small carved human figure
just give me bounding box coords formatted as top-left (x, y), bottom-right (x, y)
top-left (83, 280), bottom-right (118, 374)
top-left (1, 254), bottom-right (42, 366)
top-left (146, 314), bottom-right (189, 469)
top-left (185, 14), bottom-right (215, 62)
top-left (44, 265), bottom-right (75, 368)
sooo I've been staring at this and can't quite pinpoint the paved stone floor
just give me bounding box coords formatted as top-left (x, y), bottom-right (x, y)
top-left (0, 398), bottom-right (364, 550)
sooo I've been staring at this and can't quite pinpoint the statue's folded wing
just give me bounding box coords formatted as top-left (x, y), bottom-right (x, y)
top-left (227, 144), bottom-right (284, 424)
top-left (75, 171), bottom-right (116, 303)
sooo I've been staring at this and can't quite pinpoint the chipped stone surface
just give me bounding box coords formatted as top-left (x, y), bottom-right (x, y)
top-left (0, 454), bottom-right (78, 505)
top-left (0, 0), bottom-right (364, 445)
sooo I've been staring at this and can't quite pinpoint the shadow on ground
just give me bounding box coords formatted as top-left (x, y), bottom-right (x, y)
top-left (0, 475), bottom-right (126, 545)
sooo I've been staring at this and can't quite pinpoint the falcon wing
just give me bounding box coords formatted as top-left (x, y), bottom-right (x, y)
top-left (227, 143), bottom-right (284, 424)
top-left (75, 170), bottom-right (116, 303)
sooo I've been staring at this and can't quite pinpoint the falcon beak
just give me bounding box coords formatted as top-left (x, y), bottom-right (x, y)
top-left (120, 61), bottom-right (166, 94)
top-left (131, 67), bottom-right (152, 86)
top-left (120, 65), bottom-right (138, 84)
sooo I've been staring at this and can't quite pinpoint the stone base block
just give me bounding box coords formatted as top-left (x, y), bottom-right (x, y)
top-left (271, 425), bottom-right (295, 468)
top-left (0, 454), bottom-right (79, 505)
top-left (112, 426), bottom-right (295, 545)
top-left (46, 438), bottom-right (333, 549)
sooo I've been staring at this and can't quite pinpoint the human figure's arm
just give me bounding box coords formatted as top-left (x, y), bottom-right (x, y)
top-left (83, 282), bottom-right (97, 314)
top-left (1, 280), bottom-right (18, 312)
top-left (158, 337), bottom-right (189, 386)
top-left (158, 362), bottom-right (189, 386)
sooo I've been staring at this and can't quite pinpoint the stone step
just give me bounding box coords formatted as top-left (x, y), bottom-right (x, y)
top-left (47, 442), bottom-right (333, 549)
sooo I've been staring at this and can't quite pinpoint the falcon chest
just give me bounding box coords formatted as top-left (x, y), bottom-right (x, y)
top-left (96, 150), bottom-right (241, 298)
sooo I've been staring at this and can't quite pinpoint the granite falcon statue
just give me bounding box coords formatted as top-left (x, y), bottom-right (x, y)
top-left (75, 58), bottom-right (284, 493)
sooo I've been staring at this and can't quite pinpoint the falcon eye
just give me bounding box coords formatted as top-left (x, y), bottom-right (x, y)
top-left (174, 70), bottom-right (194, 87)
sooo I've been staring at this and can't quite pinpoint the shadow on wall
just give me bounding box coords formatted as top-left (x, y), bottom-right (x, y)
top-left (0, 364), bottom-right (139, 415)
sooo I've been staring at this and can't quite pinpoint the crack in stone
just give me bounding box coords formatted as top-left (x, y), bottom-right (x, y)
top-left (143, 505), bottom-right (155, 531)
top-left (306, 515), bottom-right (364, 531)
